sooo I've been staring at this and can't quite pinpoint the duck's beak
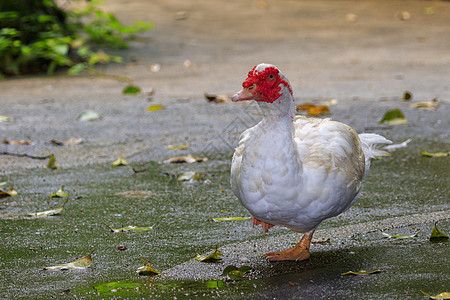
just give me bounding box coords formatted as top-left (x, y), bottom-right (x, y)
top-left (231, 88), bottom-right (255, 102)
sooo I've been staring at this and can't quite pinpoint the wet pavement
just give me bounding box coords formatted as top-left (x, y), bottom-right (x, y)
top-left (0, 0), bottom-right (449, 298)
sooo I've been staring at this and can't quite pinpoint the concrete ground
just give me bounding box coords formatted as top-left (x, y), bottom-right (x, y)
top-left (0, 0), bottom-right (449, 299)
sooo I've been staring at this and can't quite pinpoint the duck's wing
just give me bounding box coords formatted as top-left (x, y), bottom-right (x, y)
top-left (294, 116), bottom-right (365, 207)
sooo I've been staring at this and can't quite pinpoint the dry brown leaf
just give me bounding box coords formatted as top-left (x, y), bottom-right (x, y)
top-left (164, 154), bottom-right (207, 164)
top-left (307, 105), bottom-right (330, 116)
top-left (296, 103), bottom-right (315, 111)
top-left (3, 139), bottom-right (33, 145)
top-left (204, 93), bottom-right (232, 103)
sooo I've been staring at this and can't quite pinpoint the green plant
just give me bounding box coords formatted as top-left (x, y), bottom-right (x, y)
top-left (0, 0), bottom-right (153, 77)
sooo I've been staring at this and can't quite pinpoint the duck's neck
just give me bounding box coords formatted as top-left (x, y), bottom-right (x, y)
top-left (257, 86), bottom-right (295, 122)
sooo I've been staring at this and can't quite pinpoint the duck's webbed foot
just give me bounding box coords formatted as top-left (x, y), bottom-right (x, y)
top-left (264, 230), bottom-right (314, 261)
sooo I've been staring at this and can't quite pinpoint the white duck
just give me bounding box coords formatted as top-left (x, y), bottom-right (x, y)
top-left (230, 63), bottom-right (391, 261)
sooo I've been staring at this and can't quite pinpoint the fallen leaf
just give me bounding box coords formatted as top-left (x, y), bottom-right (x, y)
top-left (146, 104), bottom-right (164, 112)
top-left (0, 182), bottom-right (17, 198)
top-left (204, 93), bottom-right (232, 103)
top-left (0, 115), bottom-right (13, 122)
top-left (422, 151), bottom-right (449, 157)
top-left (114, 191), bottom-right (153, 198)
top-left (78, 110), bottom-right (100, 122)
top-left (173, 11), bottom-right (187, 20)
top-left (28, 198), bottom-right (69, 217)
top-left (117, 245), bottom-right (127, 251)
top-left (195, 245), bottom-right (222, 262)
top-left (222, 265), bottom-right (251, 276)
top-left (102, 222), bottom-right (153, 233)
top-left (111, 157), bottom-right (129, 166)
top-left (166, 143), bottom-right (189, 150)
top-left (49, 186), bottom-right (69, 198)
top-left (311, 237), bottom-right (330, 244)
top-left (164, 154), bottom-right (207, 164)
top-left (50, 137), bottom-right (83, 146)
top-left (296, 103), bottom-right (315, 111)
top-left (420, 291), bottom-right (450, 299)
top-left (401, 91), bottom-right (413, 101)
top-left (307, 105), bottom-right (330, 116)
top-left (381, 232), bottom-right (418, 239)
top-left (3, 138), bottom-right (33, 145)
top-left (211, 216), bottom-right (251, 222)
top-left (429, 222), bottom-right (449, 241)
top-left (47, 154), bottom-right (58, 169)
top-left (44, 248), bottom-right (95, 270)
top-left (177, 171), bottom-right (200, 182)
top-left (379, 109), bottom-right (408, 125)
top-left (341, 270), bottom-right (384, 276)
top-left (323, 99), bottom-right (338, 106)
top-left (423, 7), bottom-right (436, 15)
top-left (122, 85), bottom-right (141, 95)
top-left (183, 59), bottom-right (192, 69)
top-left (137, 258), bottom-right (161, 276)
top-left (149, 63), bottom-right (161, 72)
top-left (346, 13), bottom-right (358, 23)
top-left (410, 99), bottom-right (439, 110)
top-left (396, 11), bottom-right (411, 21)
top-left (383, 139), bottom-right (412, 152)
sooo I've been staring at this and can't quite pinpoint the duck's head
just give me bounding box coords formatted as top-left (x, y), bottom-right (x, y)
top-left (232, 63), bottom-right (295, 118)
top-left (232, 63), bottom-right (293, 103)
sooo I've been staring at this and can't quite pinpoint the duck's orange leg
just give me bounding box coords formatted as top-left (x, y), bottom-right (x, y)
top-left (252, 217), bottom-right (274, 235)
top-left (264, 230), bottom-right (314, 261)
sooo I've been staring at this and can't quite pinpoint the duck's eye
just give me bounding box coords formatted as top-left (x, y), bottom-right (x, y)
top-left (248, 84), bottom-right (256, 91)
top-left (268, 74), bottom-right (275, 81)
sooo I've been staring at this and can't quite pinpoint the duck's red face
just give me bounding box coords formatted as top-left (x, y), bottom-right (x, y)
top-left (232, 66), bottom-right (292, 103)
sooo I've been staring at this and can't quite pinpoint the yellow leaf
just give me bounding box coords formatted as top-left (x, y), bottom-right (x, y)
top-left (137, 258), bottom-right (160, 276)
top-left (420, 291), bottom-right (450, 299)
top-left (166, 143), bottom-right (189, 150)
top-left (111, 157), bottom-right (129, 166)
top-left (422, 151), bottom-right (449, 157)
top-left (146, 104), bottom-right (164, 112)
top-left (44, 248), bottom-right (95, 270)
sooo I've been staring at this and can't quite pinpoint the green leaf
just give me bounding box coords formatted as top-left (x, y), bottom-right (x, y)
top-left (227, 270), bottom-right (244, 280)
top-left (111, 157), bottom-right (129, 166)
top-left (47, 154), bottom-right (58, 169)
top-left (122, 85), bottom-right (141, 95)
top-left (422, 151), bottom-right (449, 157)
top-left (429, 223), bottom-right (449, 241)
top-left (28, 198), bottom-right (69, 217)
top-left (44, 248), bottom-right (95, 270)
top-left (195, 245), bottom-right (222, 262)
top-left (341, 270), bottom-right (384, 276)
top-left (379, 109), bottom-right (408, 125)
top-left (78, 110), bottom-right (100, 122)
top-left (420, 291), bottom-right (450, 299)
top-left (381, 232), bottom-right (418, 239)
top-left (222, 265), bottom-right (238, 275)
top-left (68, 63), bottom-right (85, 75)
top-left (211, 216), bottom-right (251, 222)
top-left (222, 265), bottom-right (252, 276)
top-left (137, 258), bottom-right (160, 276)
top-left (102, 222), bottom-right (153, 233)
top-left (49, 186), bottom-right (69, 198)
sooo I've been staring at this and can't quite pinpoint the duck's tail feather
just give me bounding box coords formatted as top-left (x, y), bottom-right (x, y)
top-left (359, 133), bottom-right (392, 174)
